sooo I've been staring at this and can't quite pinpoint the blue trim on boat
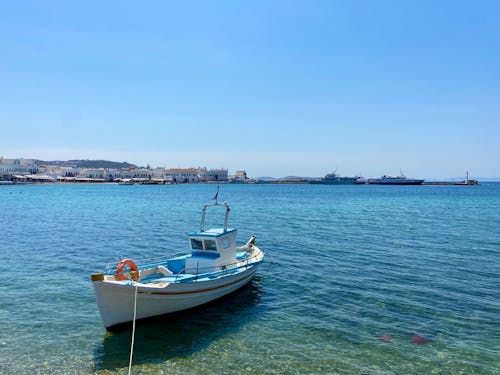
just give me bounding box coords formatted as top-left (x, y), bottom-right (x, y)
top-left (236, 251), bottom-right (249, 260)
top-left (167, 256), bottom-right (186, 274)
top-left (152, 260), bottom-right (262, 284)
top-left (190, 250), bottom-right (220, 258)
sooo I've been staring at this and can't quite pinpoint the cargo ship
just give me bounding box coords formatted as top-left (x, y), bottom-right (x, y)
top-left (310, 172), bottom-right (360, 185)
top-left (367, 175), bottom-right (424, 185)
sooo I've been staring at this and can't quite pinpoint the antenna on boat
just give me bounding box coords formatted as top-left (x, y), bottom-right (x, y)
top-left (201, 186), bottom-right (230, 232)
top-left (212, 185), bottom-right (220, 205)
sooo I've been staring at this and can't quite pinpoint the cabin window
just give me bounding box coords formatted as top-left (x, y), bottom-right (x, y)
top-left (221, 238), bottom-right (230, 249)
top-left (191, 239), bottom-right (203, 250)
top-left (203, 239), bottom-right (217, 251)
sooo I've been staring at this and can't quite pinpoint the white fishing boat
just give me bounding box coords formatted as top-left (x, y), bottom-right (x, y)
top-left (91, 199), bottom-right (264, 331)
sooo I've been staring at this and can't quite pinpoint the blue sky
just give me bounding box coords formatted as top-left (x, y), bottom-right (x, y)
top-left (1, 1), bottom-right (499, 178)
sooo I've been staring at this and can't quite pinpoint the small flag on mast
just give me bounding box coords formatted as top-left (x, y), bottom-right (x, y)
top-left (212, 185), bottom-right (220, 204)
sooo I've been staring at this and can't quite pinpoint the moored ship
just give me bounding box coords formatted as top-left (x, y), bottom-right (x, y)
top-left (367, 175), bottom-right (424, 185)
top-left (310, 171), bottom-right (360, 185)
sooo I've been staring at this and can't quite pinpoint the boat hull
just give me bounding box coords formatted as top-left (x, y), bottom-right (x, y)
top-left (93, 264), bottom-right (260, 330)
top-left (309, 178), bottom-right (358, 185)
top-left (367, 180), bottom-right (424, 185)
top-left (367, 178), bottom-right (424, 185)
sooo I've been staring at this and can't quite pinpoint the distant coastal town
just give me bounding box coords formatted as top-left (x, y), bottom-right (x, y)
top-left (0, 157), bottom-right (479, 185)
top-left (0, 157), bottom-right (245, 184)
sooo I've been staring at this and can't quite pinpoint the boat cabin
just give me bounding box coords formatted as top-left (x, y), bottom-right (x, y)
top-left (184, 203), bottom-right (238, 274)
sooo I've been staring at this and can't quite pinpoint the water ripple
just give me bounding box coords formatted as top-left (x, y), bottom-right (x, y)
top-left (1, 183), bottom-right (499, 374)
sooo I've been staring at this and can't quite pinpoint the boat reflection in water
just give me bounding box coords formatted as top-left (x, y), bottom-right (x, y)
top-left (92, 279), bottom-right (263, 372)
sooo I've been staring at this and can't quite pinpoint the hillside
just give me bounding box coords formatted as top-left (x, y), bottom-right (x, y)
top-left (39, 159), bottom-right (138, 169)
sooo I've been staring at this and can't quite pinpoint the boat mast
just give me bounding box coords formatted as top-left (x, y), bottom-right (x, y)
top-left (200, 202), bottom-right (230, 232)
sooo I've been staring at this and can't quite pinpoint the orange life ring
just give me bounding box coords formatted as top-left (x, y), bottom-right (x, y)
top-left (115, 259), bottom-right (140, 281)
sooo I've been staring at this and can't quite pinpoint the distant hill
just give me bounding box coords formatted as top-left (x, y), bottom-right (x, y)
top-left (39, 159), bottom-right (138, 169)
top-left (255, 176), bottom-right (277, 181)
top-left (279, 176), bottom-right (311, 181)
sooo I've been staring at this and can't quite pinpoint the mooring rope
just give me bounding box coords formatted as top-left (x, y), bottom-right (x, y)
top-left (128, 280), bottom-right (139, 375)
top-left (265, 255), bottom-right (279, 265)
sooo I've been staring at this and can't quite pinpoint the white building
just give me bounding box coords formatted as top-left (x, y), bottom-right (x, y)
top-left (0, 158), bottom-right (39, 180)
top-left (198, 167), bottom-right (228, 182)
top-left (40, 165), bottom-right (79, 179)
top-left (152, 167), bottom-right (167, 179)
top-left (163, 168), bottom-right (200, 183)
top-left (229, 170), bottom-right (248, 182)
top-left (137, 167), bottom-right (171, 184)
top-left (75, 167), bottom-right (153, 181)
top-left (78, 168), bottom-right (108, 179)
top-left (117, 168), bottom-right (153, 180)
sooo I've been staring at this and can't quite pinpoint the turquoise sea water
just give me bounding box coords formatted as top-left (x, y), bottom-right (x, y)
top-left (1, 183), bottom-right (499, 374)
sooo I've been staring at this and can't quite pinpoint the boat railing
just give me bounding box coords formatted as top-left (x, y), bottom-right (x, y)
top-left (104, 251), bottom-right (187, 274)
top-left (172, 252), bottom-right (260, 280)
top-left (183, 253), bottom-right (263, 280)
top-left (104, 248), bottom-right (264, 279)
top-left (184, 251), bottom-right (262, 274)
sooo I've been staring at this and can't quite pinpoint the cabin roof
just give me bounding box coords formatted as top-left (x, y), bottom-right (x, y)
top-left (189, 228), bottom-right (236, 238)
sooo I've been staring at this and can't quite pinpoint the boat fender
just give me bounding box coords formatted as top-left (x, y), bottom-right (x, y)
top-left (245, 235), bottom-right (256, 248)
top-left (115, 259), bottom-right (140, 281)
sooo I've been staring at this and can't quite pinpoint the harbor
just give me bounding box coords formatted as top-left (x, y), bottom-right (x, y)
top-left (2, 1), bottom-right (499, 373)
top-left (259, 172), bottom-right (480, 186)
top-left (0, 158), bottom-right (485, 186)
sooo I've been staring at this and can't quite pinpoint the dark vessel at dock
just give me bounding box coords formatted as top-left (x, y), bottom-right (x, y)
top-left (367, 175), bottom-right (424, 185)
top-left (310, 171), bottom-right (360, 185)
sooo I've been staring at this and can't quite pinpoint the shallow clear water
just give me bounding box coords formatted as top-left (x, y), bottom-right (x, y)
top-left (1, 183), bottom-right (499, 374)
